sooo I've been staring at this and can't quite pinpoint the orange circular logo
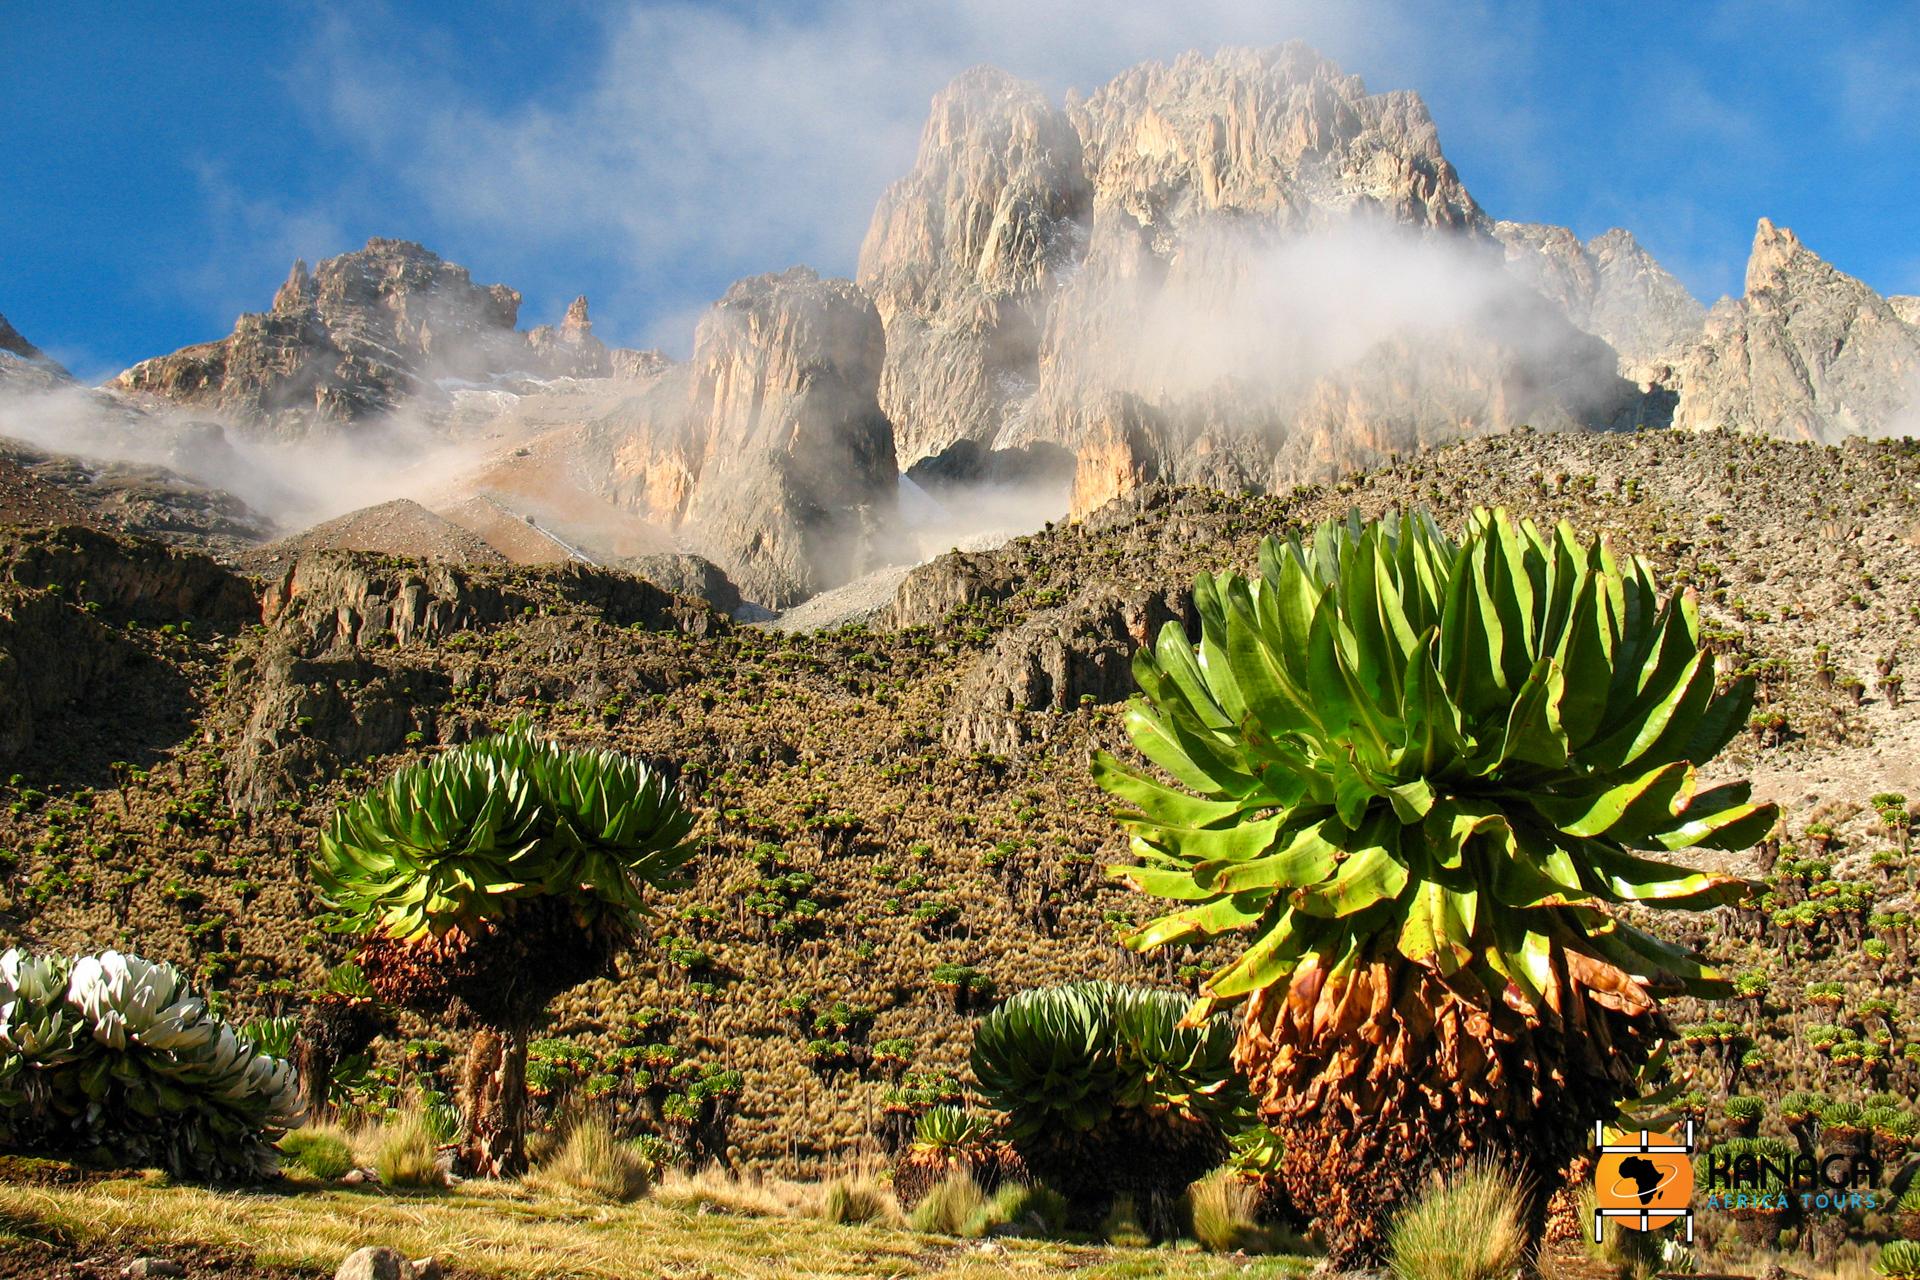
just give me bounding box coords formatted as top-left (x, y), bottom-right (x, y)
top-left (1594, 1128), bottom-right (1693, 1230)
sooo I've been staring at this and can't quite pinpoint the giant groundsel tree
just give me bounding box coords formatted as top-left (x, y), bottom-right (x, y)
top-left (1096, 509), bottom-right (1775, 1263)
top-left (313, 726), bottom-right (695, 1176)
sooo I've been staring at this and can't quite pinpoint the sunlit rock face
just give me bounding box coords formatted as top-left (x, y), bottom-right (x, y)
top-left (594, 267), bottom-right (901, 608)
top-left (858, 65), bottom-right (1092, 469)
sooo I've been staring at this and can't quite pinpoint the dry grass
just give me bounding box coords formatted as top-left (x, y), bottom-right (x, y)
top-left (0, 1173), bottom-right (1313, 1279)
top-left (652, 1165), bottom-right (829, 1218)
top-left (907, 1171), bottom-right (989, 1237)
top-left (822, 1175), bottom-right (900, 1227)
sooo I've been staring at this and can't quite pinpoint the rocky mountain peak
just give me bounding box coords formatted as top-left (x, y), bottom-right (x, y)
top-left (561, 296), bottom-right (593, 343)
top-left (0, 312), bottom-right (51, 366)
top-left (857, 64), bottom-right (1090, 465)
top-left (1494, 221), bottom-right (1705, 366)
top-left (111, 237), bottom-right (531, 435)
top-left (106, 238), bottom-right (689, 433)
top-left (0, 311), bottom-right (72, 385)
top-left (1667, 218), bottom-right (1920, 441)
top-left (271, 259), bottom-right (317, 314)
top-left (1071, 41), bottom-right (1480, 234)
top-left (1745, 216), bottom-right (1806, 294)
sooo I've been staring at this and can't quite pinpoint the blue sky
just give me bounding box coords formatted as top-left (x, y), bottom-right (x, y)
top-left (5, 1), bottom-right (1917, 379)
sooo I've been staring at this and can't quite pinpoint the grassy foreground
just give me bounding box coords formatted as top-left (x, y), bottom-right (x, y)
top-left (0, 1171), bottom-right (1313, 1280)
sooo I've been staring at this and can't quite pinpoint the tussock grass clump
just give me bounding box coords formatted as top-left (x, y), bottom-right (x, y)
top-left (981, 1180), bottom-right (1071, 1239)
top-left (373, 1108), bottom-right (443, 1189)
top-left (1386, 1162), bottom-right (1528, 1280)
top-left (908, 1171), bottom-right (988, 1237)
top-left (1101, 1196), bottom-right (1149, 1247)
top-left (525, 1117), bottom-right (652, 1203)
top-left (652, 1167), bottom-right (823, 1218)
top-left (277, 1125), bottom-right (356, 1181)
top-left (1186, 1169), bottom-right (1300, 1255)
top-left (1575, 1185), bottom-right (1671, 1280)
top-left (822, 1175), bottom-right (898, 1226)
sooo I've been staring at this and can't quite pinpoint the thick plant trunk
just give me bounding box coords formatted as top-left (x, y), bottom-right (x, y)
top-left (291, 996), bottom-right (386, 1124)
top-left (1239, 947), bottom-right (1665, 1269)
top-left (292, 1031), bottom-right (333, 1123)
top-left (461, 1024), bottom-right (531, 1177)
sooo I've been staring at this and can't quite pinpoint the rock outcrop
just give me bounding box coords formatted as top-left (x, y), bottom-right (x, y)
top-left (1493, 222), bottom-right (1706, 365)
top-left (113, 240), bottom-right (524, 435)
top-left (944, 584), bottom-right (1193, 753)
top-left (242, 499), bottom-right (508, 577)
top-left (864, 45), bottom-right (1642, 521)
top-left (261, 552), bottom-right (718, 659)
top-left (0, 527), bottom-right (255, 768)
top-left (523, 296), bottom-right (666, 381)
top-left (1667, 219), bottom-right (1920, 442)
top-left (595, 267), bottom-right (901, 607)
top-left (111, 241), bottom-right (661, 438)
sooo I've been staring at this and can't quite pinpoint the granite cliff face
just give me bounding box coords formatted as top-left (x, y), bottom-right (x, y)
top-left (865, 44), bottom-right (1645, 520)
top-left (1493, 222), bottom-right (1706, 366)
top-left (593, 268), bottom-right (900, 607)
top-left (110, 240), bottom-right (658, 438)
top-left (857, 66), bottom-right (1091, 468)
top-left (1667, 219), bottom-right (1920, 442)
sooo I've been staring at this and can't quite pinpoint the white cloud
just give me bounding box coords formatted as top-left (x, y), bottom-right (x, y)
top-left (293, 0), bottom-right (1531, 354)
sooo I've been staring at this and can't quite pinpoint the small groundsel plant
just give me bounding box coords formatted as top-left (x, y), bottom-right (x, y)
top-left (1880, 1240), bottom-right (1920, 1280)
top-left (970, 980), bottom-right (1249, 1233)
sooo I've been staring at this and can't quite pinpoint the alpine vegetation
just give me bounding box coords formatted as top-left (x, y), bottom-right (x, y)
top-left (0, 948), bottom-right (301, 1180)
top-left (1097, 508), bottom-right (1777, 1261)
top-left (313, 724), bottom-right (697, 1176)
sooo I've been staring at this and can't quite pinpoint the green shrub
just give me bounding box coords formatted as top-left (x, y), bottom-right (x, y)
top-left (526, 1116), bottom-right (651, 1202)
top-left (1722, 1096), bottom-right (1764, 1123)
top-left (373, 1108), bottom-right (443, 1189)
top-left (313, 725), bottom-right (697, 1177)
top-left (278, 1127), bottom-right (356, 1180)
top-left (914, 1104), bottom-right (991, 1149)
top-left (0, 948), bottom-right (300, 1181)
top-left (422, 1097), bottom-right (463, 1145)
top-left (1385, 1162), bottom-right (1528, 1280)
top-left (1779, 1091), bottom-right (1827, 1124)
top-left (1097, 508), bottom-right (1772, 1268)
top-left (908, 1170), bottom-right (989, 1236)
